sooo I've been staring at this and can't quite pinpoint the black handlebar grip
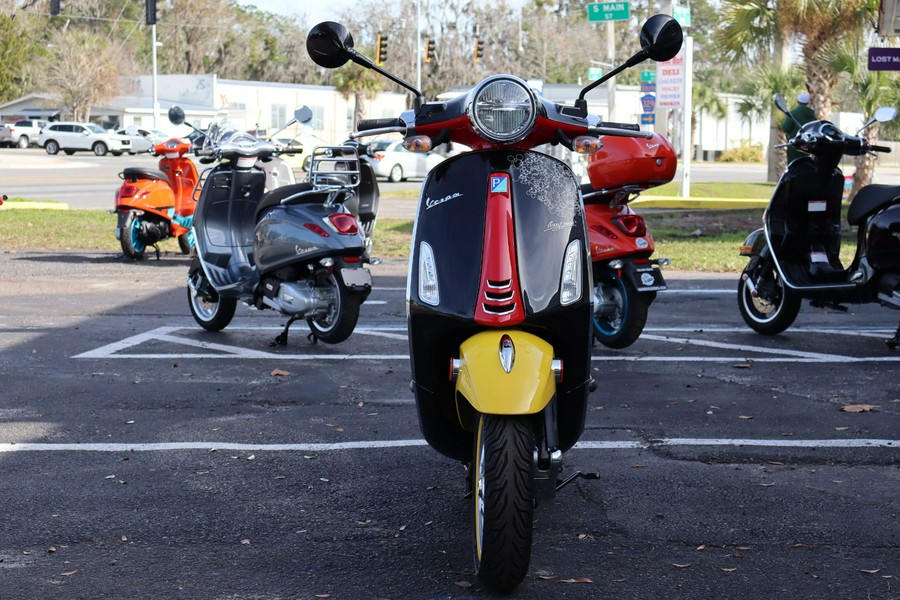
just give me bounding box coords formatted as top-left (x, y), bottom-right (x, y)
top-left (357, 118), bottom-right (402, 130)
top-left (871, 145), bottom-right (892, 153)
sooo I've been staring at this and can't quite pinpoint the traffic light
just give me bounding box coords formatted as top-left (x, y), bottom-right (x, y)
top-left (474, 38), bottom-right (484, 63)
top-left (50, 0), bottom-right (60, 15)
top-left (376, 33), bottom-right (388, 66)
top-left (145, 0), bottom-right (157, 25)
top-left (424, 38), bottom-right (435, 63)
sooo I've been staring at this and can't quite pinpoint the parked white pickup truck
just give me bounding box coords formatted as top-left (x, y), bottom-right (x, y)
top-left (0, 119), bottom-right (49, 148)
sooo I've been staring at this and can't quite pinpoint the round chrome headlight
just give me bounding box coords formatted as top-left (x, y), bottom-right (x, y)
top-left (468, 77), bottom-right (537, 144)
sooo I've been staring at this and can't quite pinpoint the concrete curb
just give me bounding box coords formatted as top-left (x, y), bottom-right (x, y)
top-left (0, 201), bottom-right (70, 211)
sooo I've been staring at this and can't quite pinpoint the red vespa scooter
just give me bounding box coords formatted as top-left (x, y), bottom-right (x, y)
top-left (114, 138), bottom-right (199, 260)
top-left (582, 131), bottom-right (676, 347)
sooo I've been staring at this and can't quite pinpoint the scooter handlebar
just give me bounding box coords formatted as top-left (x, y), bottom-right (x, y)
top-left (590, 125), bottom-right (654, 139)
top-left (358, 118), bottom-right (404, 131)
top-left (870, 144), bottom-right (892, 153)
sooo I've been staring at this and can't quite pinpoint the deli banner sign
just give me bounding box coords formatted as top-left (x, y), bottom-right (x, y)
top-left (868, 47), bottom-right (900, 71)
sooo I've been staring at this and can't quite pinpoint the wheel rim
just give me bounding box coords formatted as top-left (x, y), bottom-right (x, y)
top-left (94, 143), bottom-right (107, 156)
top-left (390, 165), bottom-right (402, 181)
top-left (189, 278), bottom-right (220, 322)
top-left (129, 215), bottom-right (146, 253)
top-left (742, 269), bottom-right (784, 324)
top-left (474, 415), bottom-right (486, 563)
top-left (593, 274), bottom-right (627, 335)
top-left (311, 274), bottom-right (341, 333)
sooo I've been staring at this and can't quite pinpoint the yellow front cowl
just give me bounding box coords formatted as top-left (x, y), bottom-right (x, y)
top-left (455, 330), bottom-right (557, 415)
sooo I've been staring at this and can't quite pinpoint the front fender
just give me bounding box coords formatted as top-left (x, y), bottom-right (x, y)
top-left (740, 228), bottom-right (767, 256)
top-left (455, 330), bottom-right (557, 416)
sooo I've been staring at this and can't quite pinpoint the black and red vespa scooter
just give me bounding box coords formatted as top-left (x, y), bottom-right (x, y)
top-left (307, 17), bottom-right (682, 591)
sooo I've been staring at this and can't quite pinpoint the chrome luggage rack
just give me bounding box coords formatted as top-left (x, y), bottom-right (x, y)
top-left (308, 145), bottom-right (361, 190)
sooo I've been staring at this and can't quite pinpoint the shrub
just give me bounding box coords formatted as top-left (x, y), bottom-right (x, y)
top-left (717, 140), bottom-right (764, 163)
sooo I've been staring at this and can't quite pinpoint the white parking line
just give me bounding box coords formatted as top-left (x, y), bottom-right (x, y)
top-left (1, 438), bottom-right (896, 453)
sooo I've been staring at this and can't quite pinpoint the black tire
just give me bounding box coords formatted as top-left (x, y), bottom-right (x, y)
top-left (388, 164), bottom-right (403, 183)
top-left (120, 211), bottom-right (145, 260)
top-left (187, 257), bottom-right (236, 331)
top-left (16, 136), bottom-right (29, 149)
top-left (92, 142), bottom-right (108, 156)
top-left (177, 232), bottom-right (193, 255)
top-left (63, 149), bottom-right (75, 155)
top-left (473, 414), bottom-right (535, 593)
top-left (738, 260), bottom-right (801, 335)
top-left (45, 140), bottom-right (59, 155)
top-left (592, 267), bottom-right (650, 349)
top-left (307, 272), bottom-right (361, 344)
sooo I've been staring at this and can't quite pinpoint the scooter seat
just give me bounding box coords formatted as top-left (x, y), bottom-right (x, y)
top-left (121, 167), bottom-right (171, 186)
top-left (255, 182), bottom-right (341, 222)
top-left (847, 184), bottom-right (900, 226)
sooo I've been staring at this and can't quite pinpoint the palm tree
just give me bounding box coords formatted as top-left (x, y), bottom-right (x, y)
top-left (829, 46), bottom-right (900, 200)
top-left (331, 60), bottom-right (385, 130)
top-left (778, 0), bottom-right (876, 120)
top-left (735, 66), bottom-right (805, 181)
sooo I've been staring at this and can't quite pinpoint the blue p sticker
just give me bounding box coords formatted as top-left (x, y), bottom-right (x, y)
top-left (490, 176), bottom-right (508, 193)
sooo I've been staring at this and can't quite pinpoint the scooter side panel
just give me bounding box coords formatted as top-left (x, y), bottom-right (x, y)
top-left (254, 203), bottom-right (366, 274)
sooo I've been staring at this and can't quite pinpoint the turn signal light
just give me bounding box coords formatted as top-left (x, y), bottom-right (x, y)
top-left (327, 213), bottom-right (359, 234)
top-left (612, 214), bottom-right (647, 237)
top-left (572, 135), bottom-right (601, 154)
top-left (403, 135), bottom-right (433, 153)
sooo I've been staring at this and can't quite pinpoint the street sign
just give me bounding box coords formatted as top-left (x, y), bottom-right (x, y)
top-left (640, 94), bottom-right (656, 113)
top-left (673, 4), bottom-right (692, 27)
top-left (640, 82), bottom-right (656, 93)
top-left (641, 113), bottom-right (655, 125)
top-left (868, 47), bottom-right (900, 71)
top-left (588, 67), bottom-right (603, 80)
top-left (587, 2), bottom-right (629, 22)
top-left (640, 69), bottom-right (656, 82)
top-left (656, 48), bottom-right (686, 109)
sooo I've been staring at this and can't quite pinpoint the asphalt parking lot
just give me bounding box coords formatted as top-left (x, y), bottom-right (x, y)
top-left (0, 250), bottom-right (898, 599)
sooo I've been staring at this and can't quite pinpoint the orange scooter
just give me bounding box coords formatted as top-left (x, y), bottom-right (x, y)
top-left (582, 130), bottom-right (676, 348)
top-left (114, 138), bottom-right (199, 260)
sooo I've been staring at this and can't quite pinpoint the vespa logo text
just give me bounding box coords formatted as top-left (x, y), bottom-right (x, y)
top-left (425, 192), bottom-right (463, 210)
top-left (295, 245), bottom-right (320, 256)
top-left (544, 220), bottom-right (574, 232)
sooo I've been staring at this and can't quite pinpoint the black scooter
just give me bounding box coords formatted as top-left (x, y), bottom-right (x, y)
top-left (169, 106), bottom-right (373, 345)
top-left (738, 93), bottom-right (900, 347)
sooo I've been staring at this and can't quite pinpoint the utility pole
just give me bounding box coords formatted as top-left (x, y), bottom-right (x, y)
top-left (606, 21), bottom-right (615, 121)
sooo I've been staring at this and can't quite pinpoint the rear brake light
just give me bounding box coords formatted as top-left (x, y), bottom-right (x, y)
top-left (119, 184), bottom-right (140, 198)
top-left (375, 153), bottom-right (385, 160)
top-left (328, 213), bottom-right (359, 234)
top-left (612, 214), bottom-right (647, 237)
top-left (304, 222), bottom-right (330, 237)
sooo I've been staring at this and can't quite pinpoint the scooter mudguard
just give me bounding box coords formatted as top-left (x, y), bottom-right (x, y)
top-left (455, 330), bottom-right (557, 416)
top-left (740, 228), bottom-right (766, 257)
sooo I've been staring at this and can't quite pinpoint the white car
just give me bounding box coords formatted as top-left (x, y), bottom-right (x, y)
top-left (116, 127), bottom-right (170, 154)
top-left (38, 122), bottom-right (132, 156)
top-left (368, 139), bottom-right (444, 182)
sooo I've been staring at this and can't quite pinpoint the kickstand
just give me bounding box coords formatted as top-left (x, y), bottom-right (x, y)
top-left (152, 244), bottom-right (161, 260)
top-left (272, 316), bottom-right (302, 346)
top-left (886, 322), bottom-right (900, 350)
top-left (556, 471), bottom-right (600, 492)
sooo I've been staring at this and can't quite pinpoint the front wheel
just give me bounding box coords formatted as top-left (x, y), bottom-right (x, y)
top-left (592, 268), bottom-right (650, 349)
top-left (473, 414), bottom-right (534, 593)
top-left (308, 272), bottom-right (361, 344)
top-left (737, 259), bottom-right (801, 335)
top-left (92, 142), bottom-right (108, 156)
top-left (44, 140), bottom-right (59, 155)
top-left (187, 257), bottom-right (236, 331)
